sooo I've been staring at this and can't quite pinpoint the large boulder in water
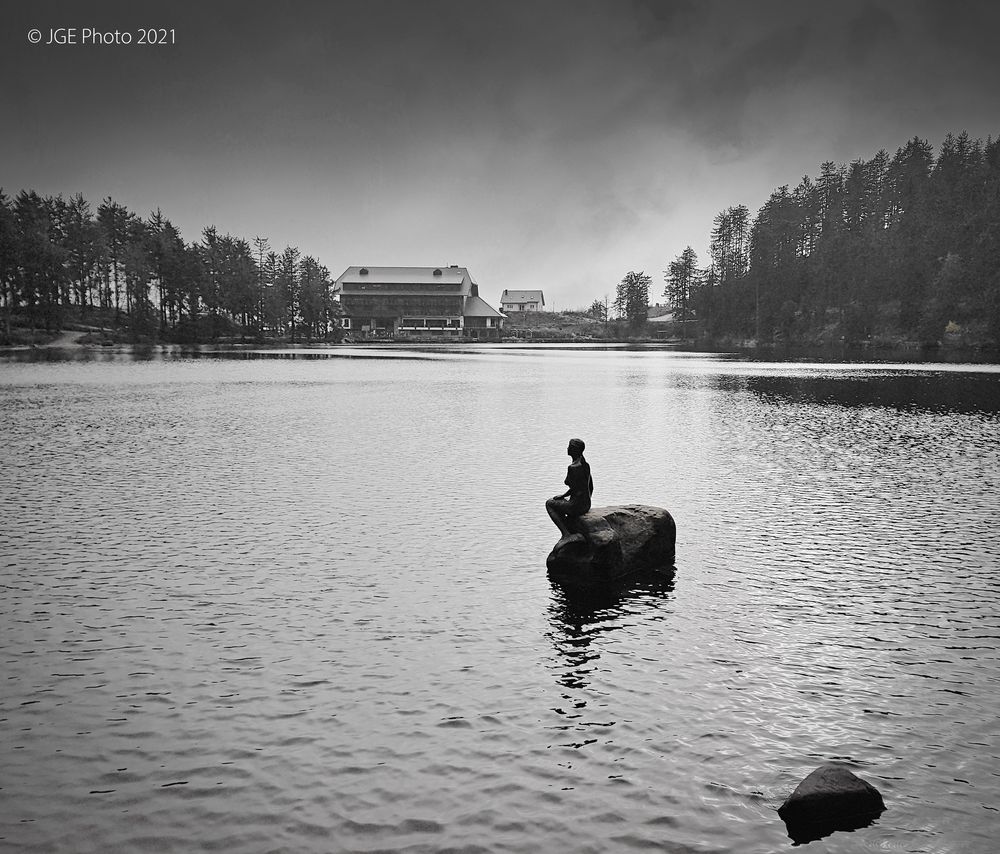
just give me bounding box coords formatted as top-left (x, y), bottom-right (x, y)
top-left (546, 504), bottom-right (675, 581)
top-left (778, 764), bottom-right (886, 843)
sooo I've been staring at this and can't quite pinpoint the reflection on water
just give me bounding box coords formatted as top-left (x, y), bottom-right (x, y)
top-left (2, 346), bottom-right (999, 854)
top-left (782, 805), bottom-right (884, 846)
top-left (547, 571), bottom-right (676, 694)
top-left (745, 371), bottom-right (1000, 413)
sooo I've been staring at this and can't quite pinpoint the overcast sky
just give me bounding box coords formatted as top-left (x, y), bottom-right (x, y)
top-left (3, 0), bottom-right (998, 309)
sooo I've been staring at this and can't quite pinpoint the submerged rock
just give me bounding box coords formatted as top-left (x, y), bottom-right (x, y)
top-left (778, 764), bottom-right (886, 843)
top-left (546, 504), bottom-right (675, 581)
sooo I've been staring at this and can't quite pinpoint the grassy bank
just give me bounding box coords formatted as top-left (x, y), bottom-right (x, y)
top-left (0, 306), bottom-right (344, 348)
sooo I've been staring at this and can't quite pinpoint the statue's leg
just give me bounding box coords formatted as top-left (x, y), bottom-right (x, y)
top-left (545, 498), bottom-right (572, 537)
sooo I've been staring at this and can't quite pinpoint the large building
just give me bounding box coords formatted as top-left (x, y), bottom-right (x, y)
top-left (334, 265), bottom-right (505, 339)
top-left (500, 289), bottom-right (545, 313)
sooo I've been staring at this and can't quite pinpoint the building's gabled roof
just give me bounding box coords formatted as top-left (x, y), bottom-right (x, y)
top-left (463, 294), bottom-right (504, 318)
top-left (500, 289), bottom-right (544, 304)
top-left (335, 265), bottom-right (473, 291)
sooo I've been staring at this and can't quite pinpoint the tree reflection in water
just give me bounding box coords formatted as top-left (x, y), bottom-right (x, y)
top-left (742, 371), bottom-right (1000, 415)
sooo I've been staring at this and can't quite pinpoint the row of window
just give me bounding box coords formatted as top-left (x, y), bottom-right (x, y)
top-left (340, 318), bottom-right (499, 330)
top-left (399, 318), bottom-right (460, 329)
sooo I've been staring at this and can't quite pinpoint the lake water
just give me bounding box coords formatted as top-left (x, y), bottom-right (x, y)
top-left (2, 344), bottom-right (999, 853)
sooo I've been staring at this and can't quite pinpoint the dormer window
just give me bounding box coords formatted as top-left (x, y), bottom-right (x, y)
top-left (360, 267), bottom-right (368, 275)
top-left (433, 268), bottom-right (442, 276)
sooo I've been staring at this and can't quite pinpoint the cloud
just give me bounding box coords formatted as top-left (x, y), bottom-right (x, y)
top-left (2, 0), bottom-right (998, 308)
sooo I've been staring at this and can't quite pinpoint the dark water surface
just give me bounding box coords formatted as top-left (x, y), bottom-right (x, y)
top-left (2, 345), bottom-right (999, 853)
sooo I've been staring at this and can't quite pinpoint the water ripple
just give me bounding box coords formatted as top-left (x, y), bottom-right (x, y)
top-left (1, 352), bottom-right (998, 853)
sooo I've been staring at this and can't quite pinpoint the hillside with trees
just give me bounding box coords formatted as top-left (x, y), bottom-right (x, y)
top-left (0, 190), bottom-right (341, 345)
top-left (664, 131), bottom-right (1000, 351)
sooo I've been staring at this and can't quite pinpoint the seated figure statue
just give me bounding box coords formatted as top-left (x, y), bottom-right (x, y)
top-left (545, 438), bottom-right (594, 547)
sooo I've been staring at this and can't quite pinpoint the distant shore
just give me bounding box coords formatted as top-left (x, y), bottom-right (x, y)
top-left (4, 329), bottom-right (998, 366)
top-left (3, 305), bottom-right (998, 363)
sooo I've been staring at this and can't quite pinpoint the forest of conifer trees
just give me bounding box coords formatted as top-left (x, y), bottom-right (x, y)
top-left (666, 131), bottom-right (1000, 349)
top-left (0, 190), bottom-right (342, 345)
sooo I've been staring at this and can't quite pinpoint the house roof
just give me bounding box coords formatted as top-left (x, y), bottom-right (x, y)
top-left (338, 286), bottom-right (465, 296)
top-left (463, 294), bottom-right (504, 318)
top-left (500, 289), bottom-right (544, 304)
top-left (336, 265), bottom-right (473, 289)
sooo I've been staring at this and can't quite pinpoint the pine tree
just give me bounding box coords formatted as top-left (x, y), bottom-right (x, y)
top-left (97, 198), bottom-right (134, 319)
top-left (276, 246), bottom-right (301, 340)
top-left (14, 190), bottom-right (66, 334)
top-left (0, 191), bottom-right (18, 341)
top-left (614, 271), bottom-right (650, 328)
top-left (665, 247), bottom-right (699, 325)
top-left (63, 193), bottom-right (101, 312)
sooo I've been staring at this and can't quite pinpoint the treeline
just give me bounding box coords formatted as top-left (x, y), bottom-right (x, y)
top-left (0, 190), bottom-right (342, 343)
top-left (663, 131), bottom-right (1000, 347)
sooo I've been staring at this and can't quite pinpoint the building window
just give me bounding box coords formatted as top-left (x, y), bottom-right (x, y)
top-left (341, 318), bottom-right (351, 329)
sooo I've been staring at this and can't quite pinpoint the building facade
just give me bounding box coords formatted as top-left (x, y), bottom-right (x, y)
top-left (499, 289), bottom-right (545, 313)
top-left (334, 265), bottom-right (505, 339)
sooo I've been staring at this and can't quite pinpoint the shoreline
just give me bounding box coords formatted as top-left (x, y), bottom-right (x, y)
top-left (4, 333), bottom-right (998, 366)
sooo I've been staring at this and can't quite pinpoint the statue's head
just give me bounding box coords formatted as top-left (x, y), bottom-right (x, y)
top-left (568, 438), bottom-right (585, 457)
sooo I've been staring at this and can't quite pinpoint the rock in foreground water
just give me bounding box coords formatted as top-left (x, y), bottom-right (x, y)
top-left (546, 504), bottom-right (675, 581)
top-left (778, 764), bottom-right (886, 843)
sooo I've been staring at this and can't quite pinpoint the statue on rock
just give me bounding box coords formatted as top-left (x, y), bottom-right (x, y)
top-left (545, 439), bottom-right (676, 582)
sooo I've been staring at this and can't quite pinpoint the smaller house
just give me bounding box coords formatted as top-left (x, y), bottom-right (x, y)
top-left (500, 289), bottom-right (544, 313)
top-left (647, 310), bottom-right (678, 339)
